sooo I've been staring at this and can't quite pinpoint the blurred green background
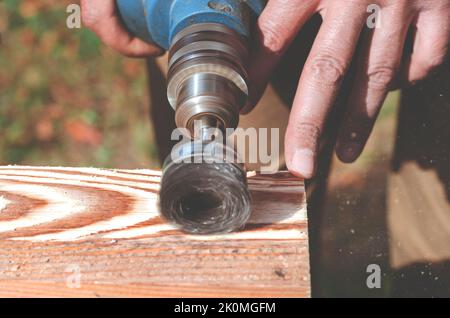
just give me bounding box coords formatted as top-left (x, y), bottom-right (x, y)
top-left (0, 0), bottom-right (160, 168)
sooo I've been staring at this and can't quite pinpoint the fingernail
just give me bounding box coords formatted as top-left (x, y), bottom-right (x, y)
top-left (289, 149), bottom-right (315, 179)
top-left (337, 142), bottom-right (361, 163)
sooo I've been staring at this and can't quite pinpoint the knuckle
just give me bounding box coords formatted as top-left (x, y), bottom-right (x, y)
top-left (366, 65), bottom-right (397, 90)
top-left (295, 122), bottom-right (321, 137)
top-left (292, 121), bottom-right (322, 150)
top-left (258, 21), bottom-right (287, 55)
top-left (306, 54), bottom-right (346, 87)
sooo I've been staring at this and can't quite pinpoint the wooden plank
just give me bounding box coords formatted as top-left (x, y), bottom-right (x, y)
top-left (0, 166), bottom-right (309, 298)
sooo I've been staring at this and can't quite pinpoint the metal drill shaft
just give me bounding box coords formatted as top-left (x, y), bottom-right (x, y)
top-left (167, 23), bottom-right (249, 138)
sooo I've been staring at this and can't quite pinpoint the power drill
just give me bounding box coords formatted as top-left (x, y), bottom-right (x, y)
top-left (117, 0), bottom-right (266, 234)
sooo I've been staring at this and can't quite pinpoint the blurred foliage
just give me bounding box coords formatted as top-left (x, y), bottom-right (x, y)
top-left (0, 0), bottom-right (159, 168)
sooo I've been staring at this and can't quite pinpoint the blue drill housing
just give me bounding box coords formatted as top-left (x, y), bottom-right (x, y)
top-left (116, 0), bottom-right (266, 50)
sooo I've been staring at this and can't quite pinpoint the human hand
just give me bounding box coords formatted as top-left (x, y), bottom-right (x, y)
top-left (244, 0), bottom-right (450, 178)
top-left (80, 0), bottom-right (163, 57)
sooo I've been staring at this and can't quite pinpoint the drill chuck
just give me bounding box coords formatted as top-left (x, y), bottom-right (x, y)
top-left (167, 23), bottom-right (249, 137)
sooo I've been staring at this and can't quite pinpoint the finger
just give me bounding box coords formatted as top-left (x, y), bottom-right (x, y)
top-left (81, 0), bottom-right (162, 57)
top-left (405, 9), bottom-right (450, 83)
top-left (285, 2), bottom-right (367, 178)
top-left (336, 4), bottom-right (413, 163)
top-left (241, 0), bottom-right (317, 113)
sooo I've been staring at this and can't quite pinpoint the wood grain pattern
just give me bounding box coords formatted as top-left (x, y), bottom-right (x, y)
top-left (0, 166), bottom-right (309, 298)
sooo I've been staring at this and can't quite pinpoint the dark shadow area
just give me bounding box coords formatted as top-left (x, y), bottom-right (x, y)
top-left (393, 59), bottom-right (450, 202)
top-left (391, 260), bottom-right (450, 297)
top-left (146, 59), bottom-right (177, 165)
top-left (315, 161), bottom-right (391, 297)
